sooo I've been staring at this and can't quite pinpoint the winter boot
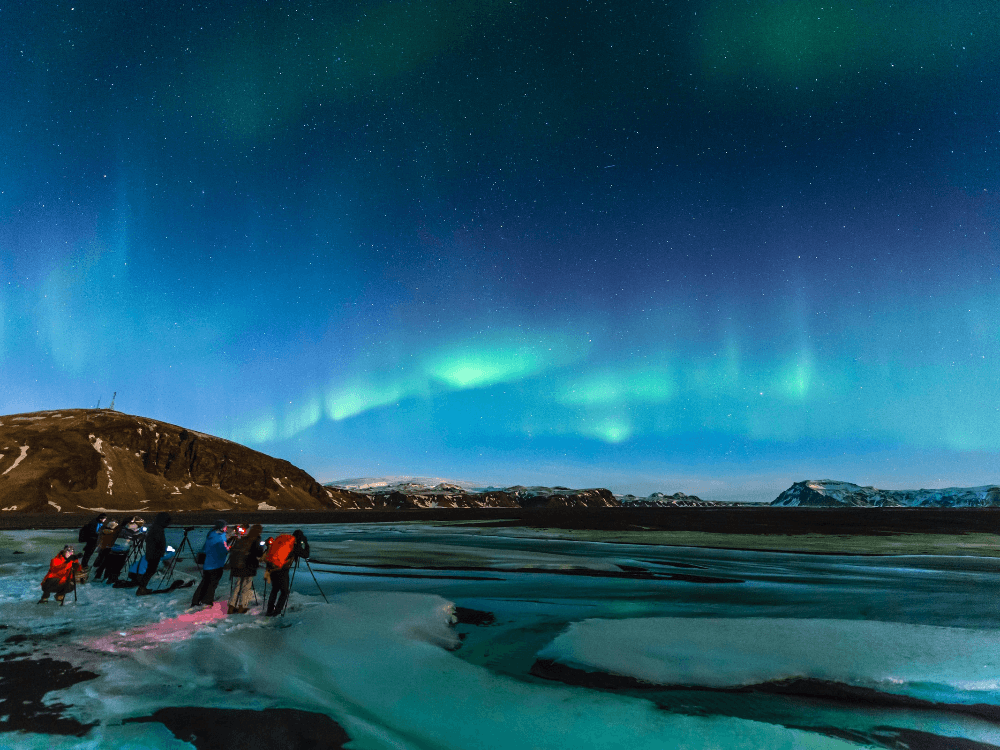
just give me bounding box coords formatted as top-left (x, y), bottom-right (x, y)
top-left (227, 604), bottom-right (237, 615)
top-left (55, 593), bottom-right (65, 605)
top-left (38, 593), bottom-right (49, 603)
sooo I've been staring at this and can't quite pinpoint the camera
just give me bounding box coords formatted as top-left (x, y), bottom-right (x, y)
top-left (184, 526), bottom-right (196, 532)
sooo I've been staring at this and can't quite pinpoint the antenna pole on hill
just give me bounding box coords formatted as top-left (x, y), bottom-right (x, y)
top-left (108, 392), bottom-right (116, 410)
top-left (96, 397), bottom-right (101, 409)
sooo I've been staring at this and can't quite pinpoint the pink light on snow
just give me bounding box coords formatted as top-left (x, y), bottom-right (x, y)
top-left (85, 601), bottom-right (233, 653)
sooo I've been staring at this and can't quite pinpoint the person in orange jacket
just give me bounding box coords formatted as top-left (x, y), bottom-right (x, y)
top-left (264, 530), bottom-right (310, 616)
top-left (39, 545), bottom-right (81, 604)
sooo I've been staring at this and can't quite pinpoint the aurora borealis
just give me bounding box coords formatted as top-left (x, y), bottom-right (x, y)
top-left (3, 1), bottom-right (998, 500)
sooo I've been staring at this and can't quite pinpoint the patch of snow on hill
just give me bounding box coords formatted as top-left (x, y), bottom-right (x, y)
top-left (3, 445), bottom-right (29, 475)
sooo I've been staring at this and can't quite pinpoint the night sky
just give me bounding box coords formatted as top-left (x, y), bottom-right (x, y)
top-left (3, 1), bottom-right (998, 500)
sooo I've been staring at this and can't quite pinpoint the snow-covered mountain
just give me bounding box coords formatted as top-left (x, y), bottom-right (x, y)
top-left (616, 491), bottom-right (715, 507)
top-left (325, 477), bottom-right (723, 508)
top-left (329, 477), bottom-right (485, 494)
top-left (771, 480), bottom-right (1000, 507)
top-left (325, 477), bottom-right (620, 509)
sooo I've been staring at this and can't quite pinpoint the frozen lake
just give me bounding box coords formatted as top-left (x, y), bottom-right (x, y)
top-left (2, 521), bottom-right (1000, 749)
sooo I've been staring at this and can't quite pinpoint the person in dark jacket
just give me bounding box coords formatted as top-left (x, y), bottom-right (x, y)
top-left (102, 516), bottom-right (143, 584)
top-left (227, 524), bottom-right (265, 614)
top-left (136, 512), bottom-right (171, 595)
top-left (265, 529), bottom-right (310, 616)
top-left (91, 520), bottom-right (120, 581)
top-left (191, 520), bottom-right (231, 608)
top-left (79, 513), bottom-right (107, 568)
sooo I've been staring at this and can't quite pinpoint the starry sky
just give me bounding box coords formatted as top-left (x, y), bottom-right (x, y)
top-left (3, 1), bottom-right (999, 501)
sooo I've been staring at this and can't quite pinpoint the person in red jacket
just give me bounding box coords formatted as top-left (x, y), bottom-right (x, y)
top-left (39, 545), bottom-right (81, 604)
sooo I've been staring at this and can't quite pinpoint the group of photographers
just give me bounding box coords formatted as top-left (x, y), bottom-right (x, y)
top-left (40, 512), bottom-right (311, 615)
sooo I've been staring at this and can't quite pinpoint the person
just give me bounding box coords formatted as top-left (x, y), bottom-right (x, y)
top-left (102, 516), bottom-right (143, 584)
top-left (39, 545), bottom-right (81, 604)
top-left (191, 520), bottom-right (231, 608)
top-left (78, 513), bottom-right (107, 568)
top-left (264, 529), bottom-right (310, 616)
top-left (227, 524), bottom-right (265, 614)
top-left (137, 512), bottom-right (171, 595)
top-left (91, 520), bottom-right (120, 581)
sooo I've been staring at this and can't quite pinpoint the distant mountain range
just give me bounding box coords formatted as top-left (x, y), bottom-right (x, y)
top-left (3, 410), bottom-right (996, 513)
top-left (770, 480), bottom-right (1000, 507)
top-left (326, 477), bottom-right (714, 508)
top-left (0, 411), bottom-right (641, 514)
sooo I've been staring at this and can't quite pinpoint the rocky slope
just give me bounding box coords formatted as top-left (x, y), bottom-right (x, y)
top-left (771, 480), bottom-right (1000, 507)
top-left (0, 409), bottom-right (356, 514)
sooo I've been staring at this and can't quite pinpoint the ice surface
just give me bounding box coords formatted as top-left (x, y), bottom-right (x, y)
top-left (538, 617), bottom-right (1000, 705)
top-left (4, 525), bottom-right (1000, 749)
top-left (50, 593), bottom-right (863, 750)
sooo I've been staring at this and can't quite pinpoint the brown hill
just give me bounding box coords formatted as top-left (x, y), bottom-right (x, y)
top-left (0, 409), bottom-right (359, 514)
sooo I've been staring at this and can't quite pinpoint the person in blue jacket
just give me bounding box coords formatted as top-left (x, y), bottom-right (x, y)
top-left (190, 520), bottom-right (231, 608)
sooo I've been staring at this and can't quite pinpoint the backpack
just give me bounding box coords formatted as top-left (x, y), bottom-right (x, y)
top-left (226, 536), bottom-right (250, 571)
top-left (263, 534), bottom-right (295, 569)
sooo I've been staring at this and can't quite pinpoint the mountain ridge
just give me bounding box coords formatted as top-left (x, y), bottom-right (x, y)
top-left (0, 409), bottom-right (351, 514)
top-left (771, 479), bottom-right (1000, 507)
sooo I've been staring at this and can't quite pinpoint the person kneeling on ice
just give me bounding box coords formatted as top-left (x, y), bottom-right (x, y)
top-left (39, 545), bottom-right (81, 604)
top-left (136, 512), bottom-right (171, 595)
top-left (226, 524), bottom-right (265, 614)
top-left (264, 529), bottom-right (310, 616)
top-left (191, 520), bottom-right (231, 608)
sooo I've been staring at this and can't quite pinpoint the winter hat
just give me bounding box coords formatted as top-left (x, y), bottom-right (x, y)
top-left (105, 521), bottom-right (119, 530)
top-left (62, 545), bottom-right (75, 554)
top-left (213, 519), bottom-right (227, 531)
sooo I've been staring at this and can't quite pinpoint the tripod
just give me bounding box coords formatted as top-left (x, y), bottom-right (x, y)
top-left (277, 557), bottom-right (329, 617)
top-left (155, 527), bottom-right (198, 591)
top-left (124, 535), bottom-right (146, 572)
top-left (111, 534), bottom-right (146, 587)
